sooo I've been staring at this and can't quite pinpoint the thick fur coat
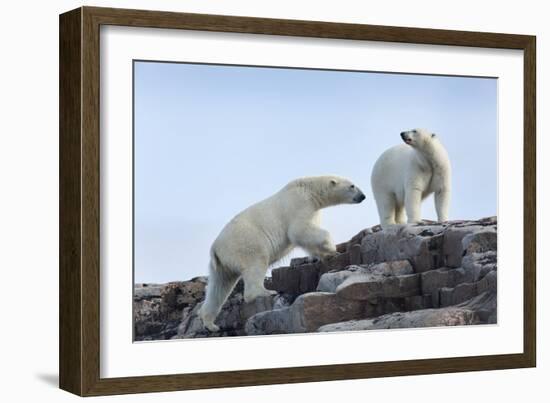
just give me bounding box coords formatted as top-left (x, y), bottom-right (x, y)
top-left (198, 175), bottom-right (365, 331)
top-left (371, 128), bottom-right (451, 227)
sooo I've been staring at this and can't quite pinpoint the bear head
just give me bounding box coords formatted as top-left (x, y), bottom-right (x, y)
top-left (400, 128), bottom-right (437, 149)
top-left (326, 176), bottom-right (366, 205)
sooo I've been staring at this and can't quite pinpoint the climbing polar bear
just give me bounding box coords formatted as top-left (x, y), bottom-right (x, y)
top-left (198, 175), bottom-right (366, 331)
top-left (371, 128), bottom-right (451, 227)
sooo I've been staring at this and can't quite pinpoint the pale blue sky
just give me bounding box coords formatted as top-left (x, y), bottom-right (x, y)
top-left (134, 61), bottom-right (497, 284)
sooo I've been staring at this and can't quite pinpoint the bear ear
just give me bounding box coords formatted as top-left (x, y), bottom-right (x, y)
top-left (431, 133), bottom-right (437, 138)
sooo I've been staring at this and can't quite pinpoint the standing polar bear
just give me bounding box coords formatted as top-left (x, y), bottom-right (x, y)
top-left (371, 128), bottom-right (451, 227)
top-left (198, 175), bottom-right (366, 331)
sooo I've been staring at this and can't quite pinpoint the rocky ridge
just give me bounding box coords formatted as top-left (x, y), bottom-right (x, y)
top-left (134, 217), bottom-right (497, 341)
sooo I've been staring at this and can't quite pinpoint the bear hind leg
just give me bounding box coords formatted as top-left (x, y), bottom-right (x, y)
top-left (198, 260), bottom-right (240, 332)
top-left (241, 266), bottom-right (275, 303)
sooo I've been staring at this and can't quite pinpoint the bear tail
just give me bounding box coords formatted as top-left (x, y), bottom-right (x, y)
top-left (198, 250), bottom-right (240, 332)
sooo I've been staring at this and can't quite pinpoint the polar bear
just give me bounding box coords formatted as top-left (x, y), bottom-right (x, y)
top-left (198, 175), bottom-right (366, 331)
top-left (371, 128), bottom-right (451, 227)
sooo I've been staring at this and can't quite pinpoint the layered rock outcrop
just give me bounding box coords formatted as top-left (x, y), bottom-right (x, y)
top-left (134, 217), bottom-right (497, 341)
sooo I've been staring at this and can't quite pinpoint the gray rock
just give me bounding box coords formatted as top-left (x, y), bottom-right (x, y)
top-left (462, 251), bottom-right (497, 282)
top-left (317, 266), bottom-right (364, 293)
top-left (361, 225), bottom-right (446, 273)
top-left (323, 252), bottom-right (351, 272)
top-left (134, 284), bottom-right (164, 300)
top-left (365, 298), bottom-right (407, 318)
top-left (421, 267), bottom-right (473, 295)
top-left (271, 252), bottom-right (354, 295)
top-left (336, 273), bottom-right (420, 300)
top-left (318, 306), bottom-right (479, 332)
top-left (460, 290), bottom-right (497, 323)
top-left (135, 218), bottom-right (497, 340)
top-left (439, 283), bottom-right (477, 307)
top-left (371, 260), bottom-right (415, 276)
top-left (317, 260), bottom-right (414, 294)
top-left (176, 291), bottom-right (291, 338)
top-left (245, 307), bottom-right (294, 335)
top-left (133, 278), bottom-right (207, 341)
top-left (349, 244), bottom-right (362, 265)
top-left (270, 265), bottom-right (302, 295)
top-left (462, 229), bottom-right (497, 255)
top-left (319, 271), bottom-right (497, 333)
top-left (290, 256), bottom-right (316, 266)
top-left (442, 226), bottom-right (483, 267)
top-left (439, 270), bottom-right (497, 308)
top-left (404, 294), bottom-right (434, 311)
top-left (160, 279), bottom-right (207, 309)
top-left (246, 292), bottom-right (366, 335)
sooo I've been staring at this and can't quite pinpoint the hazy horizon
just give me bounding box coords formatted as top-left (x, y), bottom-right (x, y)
top-left (134, 61), bottom-right (497, 284)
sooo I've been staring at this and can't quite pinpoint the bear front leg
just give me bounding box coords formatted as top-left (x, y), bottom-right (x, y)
top-left (435, 188), bottom-right (450, 222)
top-left (405, 188), bottom-right (422, 223)
top-left (289, 223), bottom-right (337, 261)
top-left (374, 193), bottom-right (397, 227)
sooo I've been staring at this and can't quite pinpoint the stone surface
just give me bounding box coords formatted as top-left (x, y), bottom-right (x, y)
top-left (361, 224), bottom-right (446, 273)
top-left (442, 226), bottom-right (483, 267)
top-left (317, 260), bottom-right (413, 293)
top-left (318, 306), bottom-right (480, 332)
top-left (319, 278), bottom-right (497, 333)
top-left (421, 267), bottom-right (473, 295)
top-left (133, 277), bottom-right (207, 341)
top-left (316, 266), bottom-right (365, 293)
top-left (134, 217), bottom-right (498, 340)
top-left (462, 229), bottom-right (497, 255)
top-left (175, 289), bottom-right (292, 338)
top-left (462, 251), bottom-right (497, 282)
top-left (336, 273), bottom-right (420, 300)
top-left (246, 292), bottom-right (366, 335)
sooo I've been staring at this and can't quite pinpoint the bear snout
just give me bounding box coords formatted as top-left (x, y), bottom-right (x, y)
top-left (400, 131), bottom-right (413, 144)
top-left (353, 192), bottom-right (366, 203)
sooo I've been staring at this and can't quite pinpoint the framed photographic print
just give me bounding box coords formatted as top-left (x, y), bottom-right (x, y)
top-left (59, 6), bottom-right (536, 396)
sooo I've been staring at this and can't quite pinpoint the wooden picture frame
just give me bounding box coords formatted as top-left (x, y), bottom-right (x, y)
top-left (59, 6), bottom-right (536, 396)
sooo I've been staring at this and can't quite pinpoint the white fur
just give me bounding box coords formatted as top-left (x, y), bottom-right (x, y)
top-left (371, 128), bottom-right (451, 228)
top-left (198, 175), bottom-right (365, 331)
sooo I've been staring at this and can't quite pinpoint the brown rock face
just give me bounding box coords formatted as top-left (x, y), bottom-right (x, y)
top-left (133, 278), bottom-right (206, 341)
top-left (134, 217), bottom-right (497, 340)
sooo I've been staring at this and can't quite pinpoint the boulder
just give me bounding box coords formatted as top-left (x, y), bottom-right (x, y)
top-left (336, 273), bottom-right (420, 300)
top-left (175, 290), bottom-right (292, 338)
top-left (133, 278), bottom-right (207, 341)
top-left (317, 260), bottom-right (413, 293)
top-left (246, 292), bottom-right (366, 335)
top-left (442, 226), bottom-right (483, 267)
top-left (361, 224), bottom-right (446, 272)
top-left (439, 270), bottom-right (497, 307)
top-left (134, 283), bottom-right (164, 300)
top-left (421, 267), bottom-right (473, 296)
top-left (318, 306), bottom-right (479, 332)
top-left (462, 229), bottom-right (497, 255)
top-left (462, 251), bottom-right (497, 282)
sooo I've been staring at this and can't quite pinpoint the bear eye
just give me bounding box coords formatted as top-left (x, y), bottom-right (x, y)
top-left (350, 185), bottom-right (355, 189)
top-left (412, 129), bottom-right (417, 133)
